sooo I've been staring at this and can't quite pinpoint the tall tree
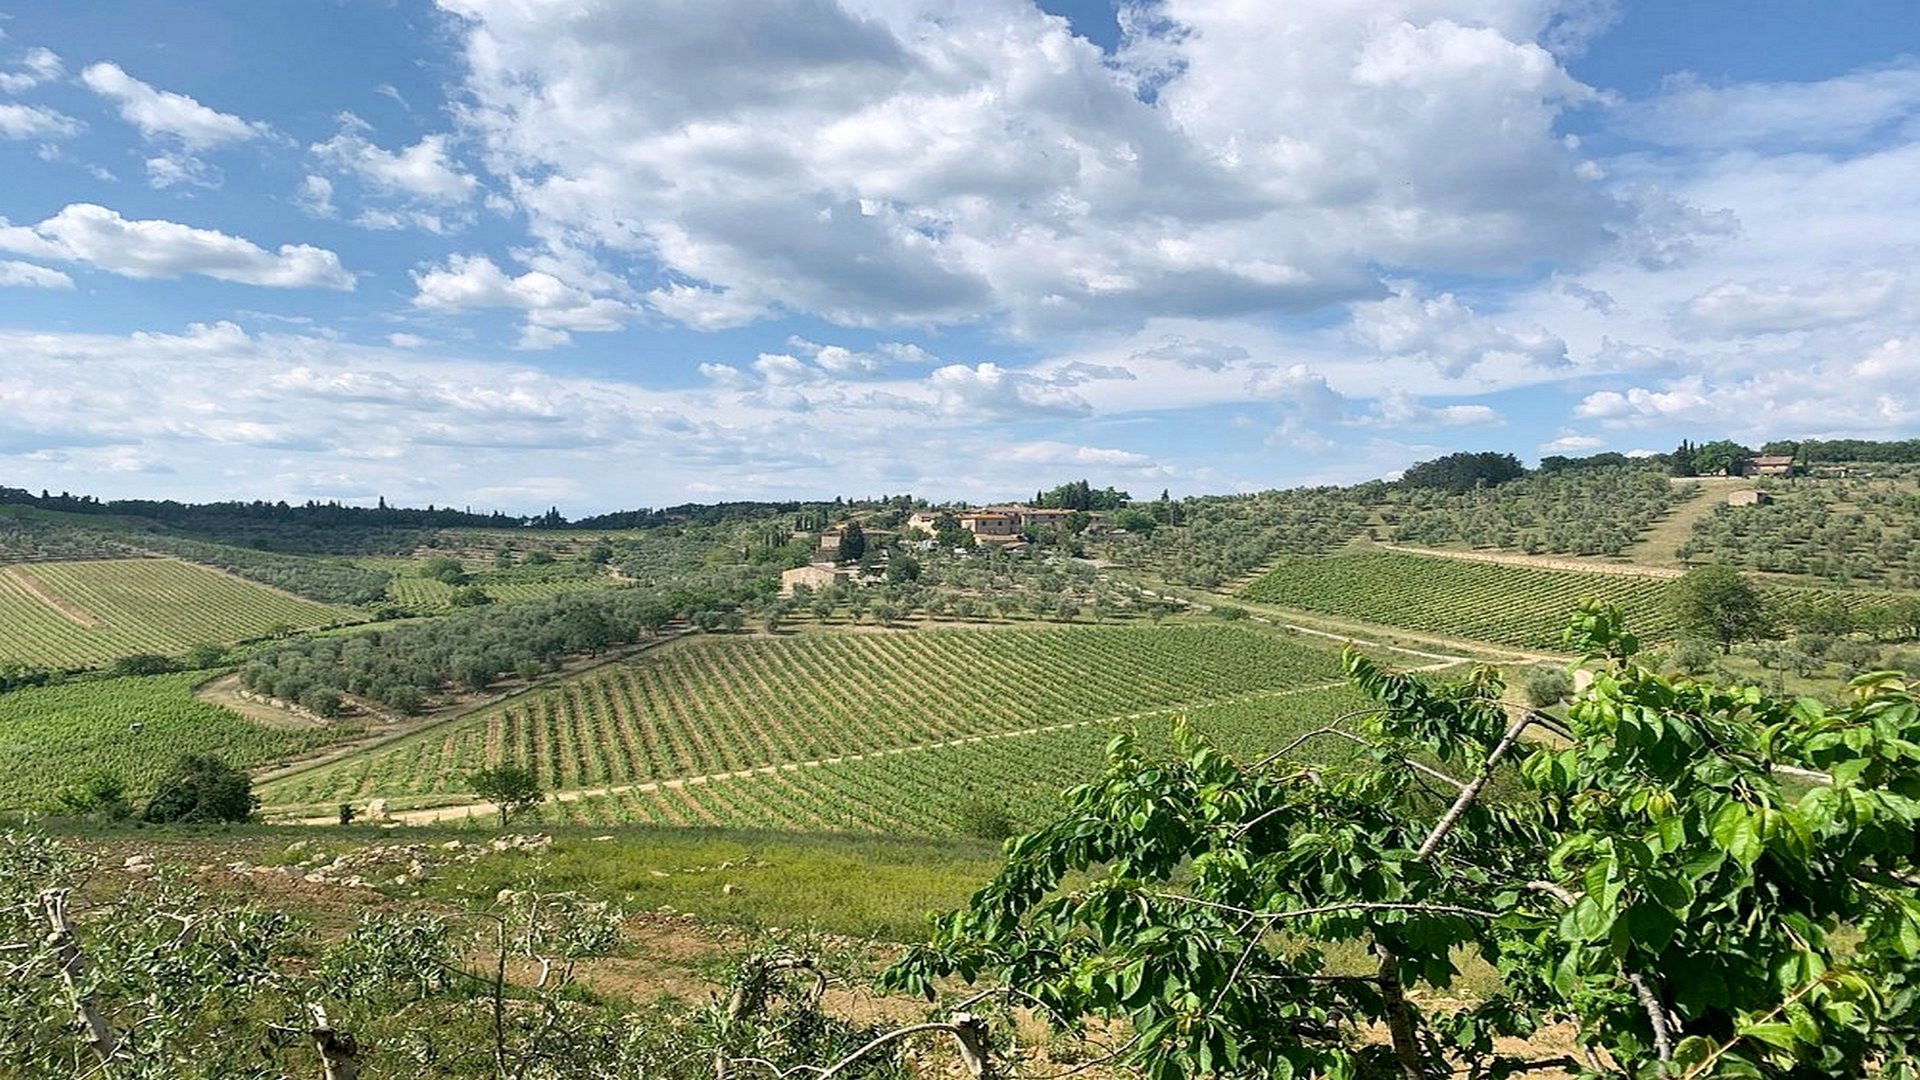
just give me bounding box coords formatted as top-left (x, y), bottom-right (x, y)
top-left (1669, 564), bottom-right (1770, 651)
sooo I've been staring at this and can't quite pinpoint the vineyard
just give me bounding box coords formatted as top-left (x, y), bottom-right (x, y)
top-left (258, 624), bottom-right (1352, 810)
top-left (0, 672), bottom-right (360, 809)
top-left (528, 684), bottom-right (1376, 835)
top-left (0, 558), bottom-right (349, 669)
top-left (1241, 551), bottom-right (1680, 649)
top-left (385, 573), bottom-right (616, 611)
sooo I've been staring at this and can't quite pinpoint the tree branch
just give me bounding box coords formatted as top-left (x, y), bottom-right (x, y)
top-left (39, 889), bottom-right (117, 1065)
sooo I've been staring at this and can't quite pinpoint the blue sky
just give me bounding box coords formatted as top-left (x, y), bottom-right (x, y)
top-left (1, 1), bottom-right (1916, 513)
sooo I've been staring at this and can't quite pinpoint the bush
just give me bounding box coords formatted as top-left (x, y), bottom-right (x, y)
top-left (953, 795), bottom-right (1019, 841)
top-left (110, 653), bottom-right (181, 677)
top-left (142, 754), bottom-right (257, 824)
top-left (1213, 605), bottom-right (1248, 621)
top-left (1523, 667), bottom-right (1571, 708)
top-left (54, 769), bottom-right (132, 821)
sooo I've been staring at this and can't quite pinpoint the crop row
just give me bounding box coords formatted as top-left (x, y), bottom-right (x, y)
top-left (1241, 551), bottom-right (1679, 649)
top-left (0, 558), bottom-right (346, 669)
top-left (499, 684), bottom-right (1379, 835)
top-left (258, 624), bottom-right (1349, 806)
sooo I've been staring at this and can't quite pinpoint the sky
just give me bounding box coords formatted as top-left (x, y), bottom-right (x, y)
top-left (0, 1), bottom-right (1917, 514)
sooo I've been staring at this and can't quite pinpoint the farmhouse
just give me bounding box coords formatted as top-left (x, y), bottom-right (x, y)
top-left (959, 510), bottom-right (1021, 542)
top-left (1727, 490), bottom-right (1774, 507)
top-left (1739, 455), bottom-right (1796, 477)
top-left (780, 563), bottom-right (852, 595)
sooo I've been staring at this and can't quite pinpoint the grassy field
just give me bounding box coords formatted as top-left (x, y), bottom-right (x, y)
top-left (0, 558), bottom-right (348, 668)
top-left (0, 672), bottom-right (362, 810)
top-left (259, 624), bottom-right (1357, 814)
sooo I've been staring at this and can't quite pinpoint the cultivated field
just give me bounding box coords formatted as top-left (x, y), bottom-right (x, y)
top-left (1241, 550), bottom-right (1680, 649)
top-left (259, 624), bottom-right (1356, 814)
top-left (528, 683), bottom-right (1375, 835)
top-left (0, 672), bottom-right (360, 809)
top-left (0, 558), bottom-right (347, 668)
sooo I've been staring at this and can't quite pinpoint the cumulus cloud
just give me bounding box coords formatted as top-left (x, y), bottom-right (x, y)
top-left (412, 253), bottom-right (630, 332)
top-left (1361, 389), bottom-right (1503, 428)
top-left (0, 259), bottom-right (72, 288)
top-left (81, 62), bottom-right (268, 148)
top-left (0, 204), bottom-right (354, 289)
top-left (313, 114), bottom-right (479, 204)
top-left (1349, 285), bottom-right (1569, 376)
top-left (927, 362), bottom-right (1092, 419)
top-left (0, 102), bottom-right (81, 139)
top-left (440, 0), bottom-right (1622, 333)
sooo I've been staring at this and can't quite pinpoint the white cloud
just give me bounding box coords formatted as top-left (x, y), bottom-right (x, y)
top-left (411, 253), bottom-right (630, 333)
top-left (441, 0), bottom-right (1622, 333)
top-left (1541, 434), bottom-right (1605, 453)
top-left (0, 259), bottom-right (72, 288)
top-left (296, 175), bottom-right (337, 217)
top-left (1675, 272), bottom-right (1904, 338)
top-left (0, 47), bottom-right (64, 93)
top-left (1362, 389), bottom-right (1504, 428)
top-left (0, 203), bottom-right (354, 289)
top-left (927, 362), bottom-right (1091, 419)
top-left (515, 324), bottom-right (572, 350)
top-left (144, 150), bottom-right (222, 190)
top-left (313, 114), bottom-right (478, 204)
top-left (387, 332), bottom-right (428, 348)
top-left (80, 62), bottom-right (269, 148)
top-left (1004, 441), bottom-right (1157, 469)
top-left (1349, 285), bottom-right (1569, 377)
top-left (0, 102), bottom-right (81, 139)
top-left (1618, 62), bottom-right (1920, 150)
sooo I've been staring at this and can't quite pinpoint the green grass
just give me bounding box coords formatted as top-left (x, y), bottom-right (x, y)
top-left (416, 825), bottom-right (1007, 940)
top-left (1242, 551), bottom-right (1678, 650)
top-left (260, 624), bottom-right (1352, 811)
top-left (0, 558), bottom-right (349, 668)
top-left (0, 673), bottom-right (362, 809)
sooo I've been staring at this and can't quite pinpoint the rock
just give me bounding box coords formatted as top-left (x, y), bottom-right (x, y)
top-left (285, 840), bottom-right (310, 854)
top-left (393, 875), bottom-right (410, 886)
top-left (590, 835), bottom-right (614, 842)
top-left (440, 839), bottom-right (464, 851)
top-left (122, 854), bottom-right (152, 869)
top-left (722, 883), bottom-right (740, 896)
top-left (496, 888), bottom-right (516, 903)
top-left (649, 870), bottom-right (671, 878)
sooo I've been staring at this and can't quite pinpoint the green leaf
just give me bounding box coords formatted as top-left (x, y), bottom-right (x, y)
top-left (1710, 803), bottom-right (1763, 867)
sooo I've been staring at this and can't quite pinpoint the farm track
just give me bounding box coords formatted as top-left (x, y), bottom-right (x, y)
top-left (1371, 543), bottom-right (1683, 579)
top-left (284, 665), bottom-right (1457, 827)
top-left (2, 564), bottom-right (101, 626)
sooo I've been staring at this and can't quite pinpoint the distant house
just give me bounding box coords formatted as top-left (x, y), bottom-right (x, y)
top-left (817, 528), bottom-right (843, 558)
top-left (959, 511), bottom-right (1021, 542)
top-left (780, 563), bottom-right (851, 595)
top-left (1739, 455), bottom-right (1795, 477)
top-left (1727, 490), bottom-right (1773, 507)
